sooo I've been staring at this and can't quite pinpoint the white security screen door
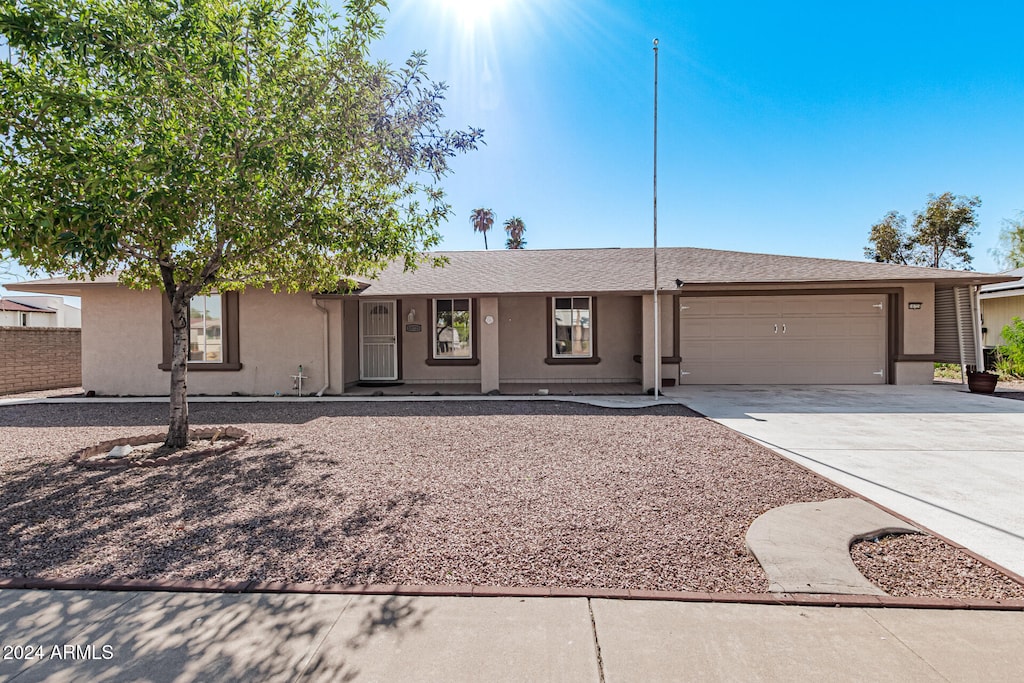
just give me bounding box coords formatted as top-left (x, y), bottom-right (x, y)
top-left (360, 300), bottom-right (398, 381)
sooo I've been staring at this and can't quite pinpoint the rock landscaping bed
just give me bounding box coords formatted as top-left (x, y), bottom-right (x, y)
top-left (72, 427), bottom-right (250, 469)
top-left (852, 534), bottom-right (1024, 600)
top-left (1, 400), bottom-right (1021, 599)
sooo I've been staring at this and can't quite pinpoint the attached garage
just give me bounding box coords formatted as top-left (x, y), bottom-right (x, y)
top-left (679, 294), bottom-right (888, 384)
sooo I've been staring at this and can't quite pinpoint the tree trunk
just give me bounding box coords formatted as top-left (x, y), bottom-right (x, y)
top-left (166, 293), bottom-right (191, 448)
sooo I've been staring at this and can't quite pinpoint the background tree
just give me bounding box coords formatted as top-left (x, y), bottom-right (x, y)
top-left (991, 214), bottom-right (1024, 270)
top-left (864, 211), bottom-right (913, 265)
top-left (865, 192), bottom-right (980, 269)
top-left (504, 216), bottom-right (526, 249)
top-left (470, 208), bottom-right (495, 249)
top-left (0, 0), bottom-right (481, 446)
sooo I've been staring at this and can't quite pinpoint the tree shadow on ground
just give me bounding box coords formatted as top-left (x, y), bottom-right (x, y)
top-left (0, 588), bottom-right (430, 681)
top-left (0, 436), bottom-right (428, 586)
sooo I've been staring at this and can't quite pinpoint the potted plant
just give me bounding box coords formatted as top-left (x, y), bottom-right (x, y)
top-left (966, 365), bottom-right (999, 394)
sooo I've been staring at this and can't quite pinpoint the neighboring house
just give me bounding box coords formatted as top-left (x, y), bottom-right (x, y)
top-left (979, 267), bottom-right (1024, 350)
top-left (10, 247), bottom-right (1012, 396)
top-left (0, 295), bottom-right (81, 327)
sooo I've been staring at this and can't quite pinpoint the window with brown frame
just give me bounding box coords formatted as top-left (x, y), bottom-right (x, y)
top-left (425, 297), bottom-right (479, 366)
top-left (546, 296), bottom-right (600, 365)
top-left (159, 291), bottom-right (241, 371)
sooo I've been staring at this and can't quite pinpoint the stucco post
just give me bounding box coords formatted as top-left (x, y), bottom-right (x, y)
top-left (642, 294), bottom-right (656, 392)
top-left (479, 297), bottom-right (500, 394)
top-left (896, 282), bottom-right (936, 385)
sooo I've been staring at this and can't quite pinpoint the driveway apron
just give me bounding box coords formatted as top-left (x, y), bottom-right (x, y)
top-left (666, 384), bottom-right (1024, 577)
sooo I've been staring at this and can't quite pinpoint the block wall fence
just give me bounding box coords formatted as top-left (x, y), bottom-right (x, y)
top-left (0, 327), bottom-right (82, 395)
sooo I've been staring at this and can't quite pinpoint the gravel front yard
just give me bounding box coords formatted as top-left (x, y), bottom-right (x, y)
top-left (1, 400), bottom-right (1022, 598)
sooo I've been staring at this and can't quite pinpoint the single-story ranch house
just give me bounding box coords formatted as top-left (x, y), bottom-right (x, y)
top-left (12, 247), bottom-right (1013, 396)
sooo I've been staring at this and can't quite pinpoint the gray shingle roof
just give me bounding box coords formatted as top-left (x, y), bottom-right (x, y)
top-left (11, 247), bottom-right (1012, 297)
top-left (362, 247), bottom-right (1011, 296)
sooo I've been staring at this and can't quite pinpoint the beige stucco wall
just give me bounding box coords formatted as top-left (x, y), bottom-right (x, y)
top-left (981, 295), bottom-right (1024, 347)
top-left (497, 295), bottom-right (641, 383)
top-left (894, 361), bottom-right (935, 385)
top-left (901, 283), bottom-right (935, 355)
top-left (82, 287), bottom-right (342, 396)
top-left (479, 297), bottom-right (500, 393)
top-left (82, 287), bottom-right (164, 395)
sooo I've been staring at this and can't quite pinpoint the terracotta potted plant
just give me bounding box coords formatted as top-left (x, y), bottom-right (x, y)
top-left (966, 366), bottom-right (999, 394)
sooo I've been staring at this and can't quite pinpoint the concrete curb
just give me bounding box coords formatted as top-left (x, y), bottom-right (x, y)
top-left (2, 576), bottom-right (1023, 611)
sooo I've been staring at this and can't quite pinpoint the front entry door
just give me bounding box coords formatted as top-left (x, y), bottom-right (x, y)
top-left (360, 300), bottom-right (398, 381)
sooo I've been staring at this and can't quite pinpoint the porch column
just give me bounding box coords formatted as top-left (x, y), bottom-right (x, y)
top-left (480, 297), bottom-right (500, 394)
top-left (642, 294), bottom-right (656, 392)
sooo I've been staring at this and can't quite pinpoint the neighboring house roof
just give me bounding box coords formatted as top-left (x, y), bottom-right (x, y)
top-left (979, 267), bottom-right (1024, 299)
top-left (0, 299), bottom-right (56, 313)
top-left (9, 247), bottom-right (1014, 297)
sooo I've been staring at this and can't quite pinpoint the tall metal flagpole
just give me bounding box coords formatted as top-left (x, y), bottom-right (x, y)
top-left (652, 38), bottom-right (660, 400)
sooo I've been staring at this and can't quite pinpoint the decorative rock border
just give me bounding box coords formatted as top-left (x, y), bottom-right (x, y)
top-left (71, 426), bottom-right (251, 469)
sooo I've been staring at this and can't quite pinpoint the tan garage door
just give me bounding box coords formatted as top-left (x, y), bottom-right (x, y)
top-left (679, 295), bottom-right (887, 384)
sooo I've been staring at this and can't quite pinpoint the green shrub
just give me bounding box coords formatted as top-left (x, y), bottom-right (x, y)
top-left (933, 362), bottom-right (962, 379)
top-left (996, 317), bottom-right (1024, 378)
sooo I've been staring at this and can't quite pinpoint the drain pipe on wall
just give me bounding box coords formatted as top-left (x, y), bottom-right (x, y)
top-left (313, 298), bottom-right (330, 397)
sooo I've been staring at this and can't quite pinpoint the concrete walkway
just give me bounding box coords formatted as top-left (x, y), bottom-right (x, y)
top-left (746, 498), bottom-right (919, 595)
top-left (3, 588), bottom-right (1024, 682)
top-left (667, 384), bottom-right (1024, 577)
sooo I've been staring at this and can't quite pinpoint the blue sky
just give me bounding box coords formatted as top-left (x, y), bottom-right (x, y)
top-left (3, 0), bottom-right (1022, 299)
top-left (364, 0), bottom-right (1024, 271)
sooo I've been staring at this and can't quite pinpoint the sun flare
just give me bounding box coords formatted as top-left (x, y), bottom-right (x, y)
top-left (434, 0), bottom-right (510, 26)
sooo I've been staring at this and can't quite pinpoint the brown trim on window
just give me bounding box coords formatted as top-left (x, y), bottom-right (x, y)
top-left (545, 296), bottom-right (600, 365)
top-left (894, 354), bottom-right (941, 362)
top-left (425, 297), bottom-right (480, 366)
top-left (159, 291), bottom-right (241, 371)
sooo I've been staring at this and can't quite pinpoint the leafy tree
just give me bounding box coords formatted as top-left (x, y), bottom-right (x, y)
top-left (864, 211), bottom-right (913, 265)
top-left (504, 216), bottom-right (526, 249)
top-left (470, 208), bottom-right (494, 249)
top-left (991, 214), bottom-right (1024, 270)
top-left (865, 192), bottom-right (981, 269)
top-left (0, 0), bottom-right (481, 446)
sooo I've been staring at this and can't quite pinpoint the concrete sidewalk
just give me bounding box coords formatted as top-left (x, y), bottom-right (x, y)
top-left (3, 589), bottom-right (1024, 682)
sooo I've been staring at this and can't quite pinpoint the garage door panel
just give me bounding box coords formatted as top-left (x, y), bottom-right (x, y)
top-left (682, 362), bottom-right (781, 385)
top-left (679, 295), bottom-right (886, 385)
top-left (780, 361), bottom-right (883, 384)
top-left (684, 339), bottom-right (781, 364)
top-left (682, 318), bottom-right (715, 339)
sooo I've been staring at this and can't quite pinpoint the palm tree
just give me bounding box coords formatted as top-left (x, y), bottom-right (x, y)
top-left (504, 216), bottom-right (526, 249)
top-left (470, 208), bottom-right (495, 250)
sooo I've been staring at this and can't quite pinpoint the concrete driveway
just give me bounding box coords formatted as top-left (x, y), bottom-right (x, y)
top-left (666, 384), bottom-right (1024, 577)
